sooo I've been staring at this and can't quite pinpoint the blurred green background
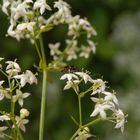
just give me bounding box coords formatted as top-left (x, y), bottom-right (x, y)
top-left (0, 0), bottom-right (140, 139)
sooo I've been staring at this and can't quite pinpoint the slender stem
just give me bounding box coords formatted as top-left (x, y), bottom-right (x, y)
top-left (34, 40), bottom-right (42, 60)
top-left (4, 134), bottom-right (14, 139)
top-left (69, 118), bottom-right (102, 140)
top-left (69, 128), bottom-right (80, 140)
top-left (83, 118), bottom-right (101, 128)
top-left (78, 95), bottom-right (82, 127)
top-left (39, 70), bottom-right (47, 140)
top-left (9, 78), bottom-right (23, 140)
top-left (79, 86), bottom-right (93, 98)
top-left (38, 35), bottom-right (47, 140)
top-left (39, 35), bottom-right (47, 65)
top-left (0, 69), bottom-right (8, 78)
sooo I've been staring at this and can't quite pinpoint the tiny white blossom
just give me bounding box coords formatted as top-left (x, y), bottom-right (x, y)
top-left (7, 25), bottom-right (19, 40)
top-left (13, 0), bottom-right (33, 20)
top-left (90, 102), bottom-right (113, 119)
top-left (115, 109), bottom-right (126, 133)
top-left (65, 40), bottom-right (78, 61)
top-left (15, 116), bottom-right (29, 132)
top-left (2, 0), bottom-right (10, 15)
top-left (25, 70), bottom-right (38, 85)
top-left (0, 89), bottom-right (9, 101)
top-left (13, 89), bottom-right (30, 107)
top-left (6, 60), bottom-right (21, 76)
top-left (79, 46), bottom-right (91, 59)
top-left (0, 58), bottom-right (4, 61)
top-left (17, 22), bottom-right (36, 34)
top-left (90, 97), bottom-right (104, 103)
top-left (68, 16), bottom-right (81, 37)
top-left (60, 73), bottom-right (78, 81)
top-left (103, 91), bottom-right (119, 105)
top-left (63, 80), bottom-right (80, 92)
top-left (34, 0), bottom-right (51, 15)
top-left (0, 126), bottom-right (8, 138)
top-left (14, 70), bottom-right (37, 87)
top-left (91, 79), bottom-right (106, 95)
top-left (75, 72), bottom-right (93, 83)
top-left (0, 115), bottom-right (10, 121)
top-left (87, 40), bottom-right (96, 53)
top-left (0, 81), bottom-right (4, 86)
top-left (49, 42), bottom-right (62, 60)
top-left (53, 0), bottom-right (71, 23)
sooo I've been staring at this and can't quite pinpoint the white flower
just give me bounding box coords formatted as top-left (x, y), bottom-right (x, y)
top-left (2, 0), bottom-right (10, 15)
top-left (75, 72), bottom-right (93, 84)
top-left (88, 40), bottom-right (96, 53)
top-left (0, 58), bottom-right (4, 61)
top-left (68, 16), bottom-right (81, 37)
top-left (0, 126), bottom-right (8, 138)
top-left (91, 79), bottom-right (106, 95)
top-left (54, 0), bottom-right (71, 23)
top-left (74, 127), bottom-right (92, 140)
top-left (68, 15), bottom-right (96, 38)
top-left (0, 115), bottom-right (10, 121)
top-left (49, 42), bottom-right (61, 60)
top-left (15, 116), bottom-right (29, 132)
top-left (60, 73), bottom-right (78, 81)
top-left (7, 25), bottom-right (19, 40)
top-left (79, 46), bottom-right (91, 59)
top-left (13, 89), bottom-right (30, 107)
top-left (115, 109), bottom-right (126, 133)
top-left (6, 60), bottom-right (21, 76)
top-left (90, 102), bottom-right (113, 119)
top-left (103, 91), bottom-right (119, 105)
top-left (17, 22), bottom-right (36, 34)
top-left (34, 0), bottom-right (51, 15)
top-left (0, 81), bottom-right (4, 87)
top-left (0, 89), bottom-right (9, 101)
top-left (90, 97), bottom-right (104, 103)
top-left (7, 22), bottom-right (36, 41)
top-left (63, 80), bottom-right (80, 92)
top-left (20, 108), bottom-right (30, 119)
top-left (65, 40), bottom-right (78, 61)
top-left (13, 0), bottom-right (33, 20)
top-left (14, 70), bottom-right (37, 87)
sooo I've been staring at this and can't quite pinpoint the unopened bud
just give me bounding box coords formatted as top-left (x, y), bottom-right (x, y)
top-left (20, 108), bottom-right (30, 118)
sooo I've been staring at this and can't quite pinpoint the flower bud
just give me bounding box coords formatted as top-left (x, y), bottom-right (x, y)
top-left (20, 108), bottom-right (30, 119)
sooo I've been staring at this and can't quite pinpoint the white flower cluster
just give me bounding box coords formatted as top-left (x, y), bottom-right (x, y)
top-left (0, 58), bottom-right (37, 138)
top-left (1, 0), bottom-right (96, 63)
top-left (60, 70), bottom-right (126, 133)
top-left (48, 0), bottom-right (97, 62)
top-left (1, 0), bottom-right (51, 41)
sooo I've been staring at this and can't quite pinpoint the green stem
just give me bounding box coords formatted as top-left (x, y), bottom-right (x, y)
top-left (10, 88), bottom-right (23, 140)
top-left (69, 118), bottom-right (102, 140)
top-left (83, 118), bottom-right (101, 128)
top-left (39, 35), bottom-right (47, 65)
top-left (39, 70), bottom-right (47, 140)
top-left (78, 95), bottom-right (82, 127)
top-left (69, 128), bottom-right (80, 140)
top-left (79, 86), bottom-right (93, 98)
top-left (34, 40), bottom-right (42, 60)
top-left (38, 35), bottom-right (47, 140)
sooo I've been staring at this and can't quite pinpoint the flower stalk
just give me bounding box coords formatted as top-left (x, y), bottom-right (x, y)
top-left (38, 35), bottom-right (47, 140)
top-left (39, 69), bottom-right (47, 140)
top-left (78, 95), bottom-right (82, 127)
